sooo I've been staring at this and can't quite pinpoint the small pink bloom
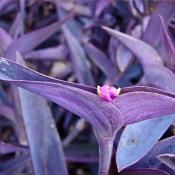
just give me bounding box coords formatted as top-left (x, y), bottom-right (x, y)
top-left (97, 85), bottom-right (121, 101)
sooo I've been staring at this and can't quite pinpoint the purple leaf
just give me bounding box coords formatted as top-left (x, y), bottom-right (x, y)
top-left (0, 0), bottom-right (15, 11)
top-left (160, 16), bottom-right (175, 72)
top-left (25, 45), bottom-right (68, 61)
top-left (114, 93), bottom-right (175, 125)
top-left (59, 11), bottom-right (94, 85)
top-left (0, 27), bottom-right (12, 53)
top-left (0, 152), bottom-right (31, 175)
top-left (95, 0), bottom-right (111, 17)
top-left (157, 154), bottom-right (175, 170)
top-left (0, 57), bottom-right (116, 135)
top-left (116, 45), bottom-right (133, 72)
top-left (143, 1), bottom-right (175, 46)
top-left (120, 168), bottom-right (169, 175)
top-left (116, 115), bottom-right (175, 171)
top-left (102, 27), bottom-right (175, 92)
top-left (144, 65), bottom-right (175, 93)
top-left (102, 26), bottom-right (163, 67)
top-left (134, 136), bottom-right (175, 168)
top-left (5, 13), bottom-right (73, 60)
top-left (102, 26), bottom-right (175, 172)
top-left (10, 0), bottom-right (26, 39)
top-left (1, 57), bottom-right (175, 174)
top-left (17, 54), bottom-right (68, 175)
top-left (83, 40), bottom-right (117, 81)
top-left (0, 140), bottom-right (27, 154)
top-left (1, 57), bottom-right (175, 131)
top-left (0, 104), bottom-right (15, 123)
top-left (108, 33), bottom-right (119, 66)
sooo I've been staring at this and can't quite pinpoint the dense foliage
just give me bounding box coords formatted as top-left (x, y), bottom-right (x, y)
top-left (1, 1), bottom-right (175, 175)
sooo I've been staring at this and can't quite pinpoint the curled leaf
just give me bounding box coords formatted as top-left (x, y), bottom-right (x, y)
top-left (160, 16), bottom-right (175, 72)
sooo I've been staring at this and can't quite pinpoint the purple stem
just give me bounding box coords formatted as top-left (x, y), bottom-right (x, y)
top-left (95, 127), bottom-right (120, 175)
top-left (98, 137), bottom-right (114, 175)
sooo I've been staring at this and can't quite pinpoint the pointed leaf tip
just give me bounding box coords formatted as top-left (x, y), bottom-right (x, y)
top-left (102, 26), bottom-right (163, 68)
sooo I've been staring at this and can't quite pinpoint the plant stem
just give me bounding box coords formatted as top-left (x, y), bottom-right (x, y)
top-left (98, 137), bottom-right (114, 175)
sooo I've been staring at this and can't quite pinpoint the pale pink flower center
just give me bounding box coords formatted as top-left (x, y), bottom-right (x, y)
top-left (97, 85), bottom-right (121, 101)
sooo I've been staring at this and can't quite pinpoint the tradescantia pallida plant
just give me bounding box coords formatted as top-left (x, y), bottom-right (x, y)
top-left (101, 15), bottom-right (175, 172)
top-left (1, 57), bottom-right (175, 175)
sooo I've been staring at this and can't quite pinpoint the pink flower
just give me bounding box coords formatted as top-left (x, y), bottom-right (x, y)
top-left (97, 85), bottom-right (121, 101)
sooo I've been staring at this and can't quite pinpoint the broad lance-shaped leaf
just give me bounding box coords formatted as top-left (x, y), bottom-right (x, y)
top-left (142, 1), bottom-right (175, 47)
top-left (102, 26), bottom-right (175, 92)
top-left (0, 67), bottom-right (118, 135)
top-left (0, 56), bottom-right (118, 175)
top-left (134, 136), bottom-right (175, 168)
top-left (160, 16), bottom-right (175, 72)
top-left (103, 25), bottom-right (175, 171)
top-left (102, 26), bottom-right (163, 67)
top-left (1, 57), bottom-right (175, 175)
top-left (19, 89), bottom-right (68, 175)
top-left (57, 8), bottom-right (94, 147)
top-left (58, 9), bottom-right (94, 85)
top-left (116, 115), bottom-right (175, 171)
top-left (119, 168), bottom-right (169, 175)
top-left (4, 13), bottom-right (72, 60)
top-left (17, 54), bottom-right (68, 175)
top-left (133, 136), bottom-right (175, 174)
top-left (82, 40), bottom-right (117, 81)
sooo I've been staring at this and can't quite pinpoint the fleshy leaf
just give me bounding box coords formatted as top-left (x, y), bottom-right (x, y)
top-left (17, 54), bottom-right (68, 175)
top-left (116, 115), bottom-right (175, 171)
top-left (120, 168), bottom-right (169, 175)
top-left (10, 0), bottom-right (25, 39)
top-left (95, 0), bottom-right (111, 17)
top-left (5, 13), bottom-right (72, 60)
top-left (83, 40), bottom-right (117, 81)
top-left (134, 136), bottom-right (175, 168)
top-left (143, 1), bottom-right (175, 46)
top-left (102, 26), bottom-right (163, 67)
top-left (102, 26), bottom-right (175, 173)
top-left (25, 45), bottom-right (68, 61)
top-left (0, 57), bottom-right (175, 135)
top-left (0, 57), bottom-right (119, 136)
top-left (2, 57), bottom-right (175, 175)
top-left (0, 104), bottom-right (15, 123)
top-left (59, 9), bottom-right (94, 85)
top-left (160, 16), bottom-right (175, 72)
top-left (116, 45), bottom-right (133, 72)
top-left (0, 0), bottom-right (16, 11)
top-left (0, 27), bottom-right (12, 53)
top-left (114, 93), bottom-right (175, 125)
top-left (19, 89), bottom-right (68, 175)
top-left (0, 140), bottom-right (27, 154)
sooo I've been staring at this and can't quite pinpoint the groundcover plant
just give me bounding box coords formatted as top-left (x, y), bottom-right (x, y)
top-left (1, 1), bottom-right (175, 175)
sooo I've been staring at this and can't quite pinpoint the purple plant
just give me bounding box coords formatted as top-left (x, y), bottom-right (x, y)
top-left (1, 1), bottom-right (175, 175)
